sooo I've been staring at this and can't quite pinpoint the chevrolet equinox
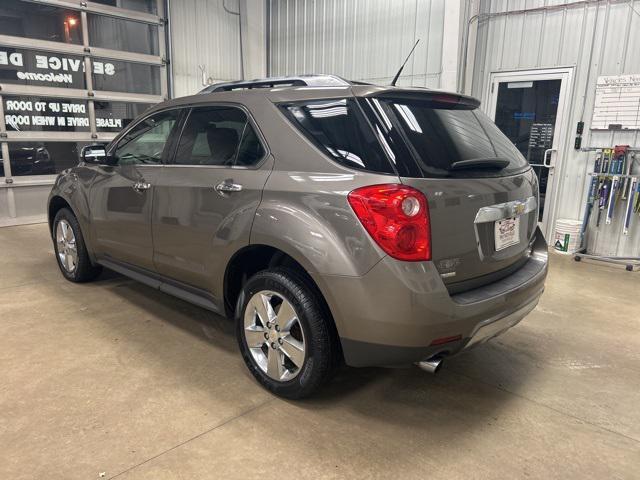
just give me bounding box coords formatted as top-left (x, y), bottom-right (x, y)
top-left (48, 75), bottom-right (548, 398)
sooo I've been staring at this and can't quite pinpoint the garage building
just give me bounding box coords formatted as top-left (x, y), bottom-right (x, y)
top-left (0, 1), bottom-right (639, 478)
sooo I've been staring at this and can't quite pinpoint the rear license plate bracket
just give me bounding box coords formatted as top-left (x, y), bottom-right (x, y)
top-left (494, 216), bottom-right (520, 251)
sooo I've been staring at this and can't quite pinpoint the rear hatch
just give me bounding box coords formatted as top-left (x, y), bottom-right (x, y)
top-left (360, 91), bottom-right (538, 292)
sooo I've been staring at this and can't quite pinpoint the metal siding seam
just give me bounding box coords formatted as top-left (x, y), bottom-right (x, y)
top-left (424, 0), bottom-right (432, 87)
top-left (620, 0), bottom-right (634, 72)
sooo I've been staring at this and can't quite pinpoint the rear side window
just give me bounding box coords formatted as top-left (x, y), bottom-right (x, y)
top-left (281, 98), bottom-right (394, 174)
top-left (374, 98), bottom-right (528, 177)
top-left (174, 106), bottom-right (265, 167)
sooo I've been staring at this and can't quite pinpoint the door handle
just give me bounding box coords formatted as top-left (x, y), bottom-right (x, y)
top-left (132, 181), bottom-right (151, 193)
top-left (543, 148), bottom-right (556, 168)
top-left (214, 181), bottom-right (243, 195)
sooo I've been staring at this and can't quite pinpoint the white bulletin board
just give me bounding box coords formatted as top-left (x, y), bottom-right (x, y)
top-left (591, 74), bottom-right (640, 130)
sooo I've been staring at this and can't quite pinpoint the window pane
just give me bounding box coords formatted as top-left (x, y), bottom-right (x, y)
top-left (94, 101), bottom-right (153, 132)
top-left (175, 107), bottom-right (247, 166)
top-left (88, 14), bottom-right (159, 55)
top-left (379, 98), bottom-right (529, 177)
top-left (0, 48), bottom-right (86, 89)
top-left (2, 142), bottom-right (88, 176)
top-left (91, 58), bottom-right (161, 95)
top-left (236, 124), bottom-right (265, 166)
top-left (282, 98), bottom-right (394, 174)
top-left (4, 97), bottom-right (89, 132)
top-left (0, 0), bottom-right (82, 44)
top-left (114, 110), bottom-right (178, 165)
top-left (91, 0), bottom-right (158, 14)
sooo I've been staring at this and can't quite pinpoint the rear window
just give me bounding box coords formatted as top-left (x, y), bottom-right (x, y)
top-left (373, 98), bottom-right (528, 177)
top-left (281, 98), bottom-right (394, 174)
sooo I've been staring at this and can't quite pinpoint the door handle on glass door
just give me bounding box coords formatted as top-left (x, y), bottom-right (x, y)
top-left (214, 181), bottom-right (243, 195)
top-left (543, 149), bottom-right (556, 168)
top-left (133, 181), bottom-right (151, 193)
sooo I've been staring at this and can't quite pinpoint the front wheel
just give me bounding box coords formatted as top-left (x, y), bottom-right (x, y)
top-left (236, 268), bottom-right (339, 399)
top-left (53, 208), bottom-right (102, 282)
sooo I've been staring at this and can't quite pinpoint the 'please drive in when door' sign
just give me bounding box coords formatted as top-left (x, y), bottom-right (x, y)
top-left (592, 74), bottom-right (640, 130)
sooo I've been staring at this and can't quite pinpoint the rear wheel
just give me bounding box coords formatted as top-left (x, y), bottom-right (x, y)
top-left (236, 268), bottom-right (339, 399)
top-left (53, 208), bottom-right (102, 282)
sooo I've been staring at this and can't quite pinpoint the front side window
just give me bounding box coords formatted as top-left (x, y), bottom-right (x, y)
top-left (281, 98), bottom-right (394, 174)
top-left (174, 106), bottom-right (264, 167)
top-left (114, 110), bottom-right (179, 165)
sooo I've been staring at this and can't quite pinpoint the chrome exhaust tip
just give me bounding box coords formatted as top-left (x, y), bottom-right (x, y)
top-left (416, 357), bottom-right (443, 374)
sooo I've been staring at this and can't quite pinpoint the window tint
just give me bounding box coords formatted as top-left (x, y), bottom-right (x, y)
top-left (474, 109), bottom-right (526, 161)
top-left (114, 110), bottom-right (179, 165)
top-left (175, 107), bottom-right (256, 166)
top-left (282, 98), bottom-right (394, 174)
top-left (376, 98), bottom-right (529, 177)
top-left (236, 123), bottom-right (266, 166)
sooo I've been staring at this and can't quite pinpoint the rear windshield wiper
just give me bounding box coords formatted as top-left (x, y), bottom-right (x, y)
top-left (449, 158), bottom-right (510, 170)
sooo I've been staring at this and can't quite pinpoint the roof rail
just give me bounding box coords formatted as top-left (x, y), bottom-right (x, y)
top-left (199, 75), bottom-right (351, 94)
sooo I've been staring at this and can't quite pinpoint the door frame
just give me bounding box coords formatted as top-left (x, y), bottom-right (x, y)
top-left (486, 67), bottom-right (574, 240)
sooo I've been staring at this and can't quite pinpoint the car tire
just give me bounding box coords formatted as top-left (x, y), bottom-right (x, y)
top-left (236, 267), bottom-right (339, 399)
top-left (53, 208), bottom-right (102, 283)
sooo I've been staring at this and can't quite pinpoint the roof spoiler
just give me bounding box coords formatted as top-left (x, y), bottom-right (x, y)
top-left (367, 89), bottom-right (481, 109)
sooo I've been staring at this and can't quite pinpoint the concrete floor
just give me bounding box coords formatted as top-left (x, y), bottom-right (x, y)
top-left (1, 223), bottom-right (639, 480)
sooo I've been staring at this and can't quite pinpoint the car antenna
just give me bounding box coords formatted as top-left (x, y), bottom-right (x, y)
top-left (390, 39), bottom-right (420, 86)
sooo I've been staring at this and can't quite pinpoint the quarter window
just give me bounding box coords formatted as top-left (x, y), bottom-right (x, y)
top-left (174, 107), bottom-right (264, 167)
top-left (114, 110), bottom-right (179, 165)
top-left (281, 98), bottom-right (394, 174)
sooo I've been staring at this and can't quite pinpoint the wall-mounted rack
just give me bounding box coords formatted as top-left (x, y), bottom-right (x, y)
top-left (580, 147), bottom-right (640, 152)
top-left (575, 146), bottom-right (639, 271)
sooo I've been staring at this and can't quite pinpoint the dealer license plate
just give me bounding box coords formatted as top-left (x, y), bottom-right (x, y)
top-left (494, 216), bottom-right (520, 251)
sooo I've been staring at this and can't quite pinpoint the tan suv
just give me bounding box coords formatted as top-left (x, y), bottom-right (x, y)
top-left (48, 75), bottom-right (548, 398)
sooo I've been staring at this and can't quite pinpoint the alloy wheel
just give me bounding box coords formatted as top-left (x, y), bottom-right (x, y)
top-left (56, 220), bottom-right (78, 273)
top-left (244, 290), bottom-right (306, 381)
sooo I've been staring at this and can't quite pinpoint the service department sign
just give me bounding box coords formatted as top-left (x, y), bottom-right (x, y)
top-left (0, 48), bottom-right (115, 88)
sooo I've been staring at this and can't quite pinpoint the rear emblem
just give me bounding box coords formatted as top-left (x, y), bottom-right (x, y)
top-left (438, 257), bottom-right (461, 278)
top-left (514, 203), bottom-right (525, 215)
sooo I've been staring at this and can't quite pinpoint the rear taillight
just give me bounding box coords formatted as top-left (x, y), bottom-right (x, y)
top-left (347, 184), bottom-right (431, 261)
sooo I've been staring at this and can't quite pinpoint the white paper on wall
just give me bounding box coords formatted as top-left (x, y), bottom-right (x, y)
top-left (592, 74), bottom-right (640, 130)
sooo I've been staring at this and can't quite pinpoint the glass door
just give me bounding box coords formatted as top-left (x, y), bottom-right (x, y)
top-left (488, 69), bottom-right (572, 238)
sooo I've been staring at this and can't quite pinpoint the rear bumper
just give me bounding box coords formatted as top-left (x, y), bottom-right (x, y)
top-left (316, 228), bottom-right (548, 367)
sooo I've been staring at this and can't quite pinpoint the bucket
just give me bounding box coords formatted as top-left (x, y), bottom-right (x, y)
top-left (553, 219), bottom-right (583, 254)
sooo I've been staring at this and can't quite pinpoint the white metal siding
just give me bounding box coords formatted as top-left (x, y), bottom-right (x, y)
top-left (472, 0), bottom-right (640, 256)
top-left (268, 0), bottom-right (447, 88)
top-left (169, 0), bottom-right (243, 97)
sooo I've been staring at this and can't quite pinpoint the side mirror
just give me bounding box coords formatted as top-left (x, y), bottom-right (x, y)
top-left (81, 144), bottom-right (110, 165)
